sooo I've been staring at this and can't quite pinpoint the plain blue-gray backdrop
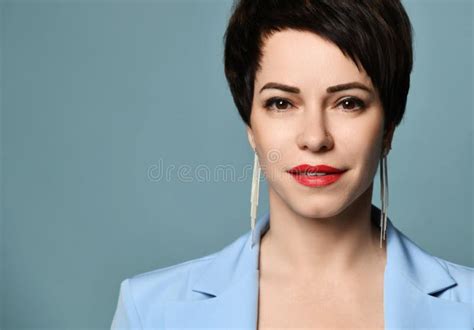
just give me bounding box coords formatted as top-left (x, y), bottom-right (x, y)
top-left (0, 0), bottom-right (472, 328)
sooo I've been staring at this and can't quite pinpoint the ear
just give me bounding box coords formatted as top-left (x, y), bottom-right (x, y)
top-left (383, 122), bottom-right (396, 155)
top-left (246, 125), bottom-right (256, 151)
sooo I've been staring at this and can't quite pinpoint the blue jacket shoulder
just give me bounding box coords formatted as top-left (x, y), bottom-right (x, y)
top-left (129, 252), bottom-right (218, 302)
top-left (111, 252), bottom-right (219, 328)
top-left (432, 256), bottom-right (474, 303)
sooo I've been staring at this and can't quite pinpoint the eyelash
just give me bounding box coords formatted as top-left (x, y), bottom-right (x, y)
top-left (263, 97), bottom-right (366, 112)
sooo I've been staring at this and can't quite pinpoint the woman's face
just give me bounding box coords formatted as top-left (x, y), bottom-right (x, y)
top-left (247, 29), bottom-right (394, 219)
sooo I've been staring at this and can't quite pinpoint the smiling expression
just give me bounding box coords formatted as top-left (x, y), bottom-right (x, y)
top-left (246, 29), bottom-right (393, 218)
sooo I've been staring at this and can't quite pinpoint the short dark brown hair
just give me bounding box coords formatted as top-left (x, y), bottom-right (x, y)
top-left (223, 0), bottom-right (413, 134)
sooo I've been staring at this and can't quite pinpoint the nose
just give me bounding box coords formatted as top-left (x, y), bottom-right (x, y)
top-left (296, 109), bottom-right (334, 152)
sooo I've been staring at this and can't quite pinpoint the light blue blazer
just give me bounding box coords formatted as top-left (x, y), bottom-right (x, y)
top-left (111, 205), bottom-right (473, 329)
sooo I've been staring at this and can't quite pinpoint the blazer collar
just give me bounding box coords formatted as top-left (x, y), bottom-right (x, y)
top-left (164, 205), bottom-right (471, 329)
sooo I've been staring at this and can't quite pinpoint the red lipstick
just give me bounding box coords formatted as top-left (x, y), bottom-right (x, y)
top-left (286, 164), bottom-right (347, 187)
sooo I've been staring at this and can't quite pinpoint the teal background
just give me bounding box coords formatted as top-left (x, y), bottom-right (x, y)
top-left (0, 0), bottom-right (472, 328)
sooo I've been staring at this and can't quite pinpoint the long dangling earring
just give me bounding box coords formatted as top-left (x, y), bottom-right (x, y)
top-left (379, 148), bottom-right (389, 248)
top-left (250, 150), bottom-right (261, 243)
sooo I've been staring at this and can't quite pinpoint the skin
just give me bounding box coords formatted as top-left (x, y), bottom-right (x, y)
top-left (246, 29), bottom-right (396, 328)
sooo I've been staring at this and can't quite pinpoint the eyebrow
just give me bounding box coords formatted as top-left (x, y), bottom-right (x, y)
top-left (259, 82), bottom-right (373, 94)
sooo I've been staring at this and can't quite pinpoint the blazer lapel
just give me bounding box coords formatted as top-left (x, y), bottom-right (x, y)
top-left (163, 211), bottom-right (269, 329)
top-left (381, 204), bottom-right (472, 328)
top-left (164, 205), bottom-right (472, 329)
top-left (385, 268), bottom-right (471, 328)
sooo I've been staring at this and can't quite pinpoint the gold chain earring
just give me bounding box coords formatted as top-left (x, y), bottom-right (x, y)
top-left (250, 150), bottom-right (261, 244)
top-left (379, 148), bottom-right (390, 248)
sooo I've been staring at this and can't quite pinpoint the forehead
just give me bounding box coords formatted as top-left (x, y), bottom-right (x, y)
top-left (256, 29), bottom-right (372, 90)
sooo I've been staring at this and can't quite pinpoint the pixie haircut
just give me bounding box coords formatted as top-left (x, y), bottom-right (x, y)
top-left (223, 0), bottom-right (414, 134)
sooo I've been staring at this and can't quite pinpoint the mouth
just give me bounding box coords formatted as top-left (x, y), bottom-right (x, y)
top-left (286, 164), bottom-right (346, 175)
top-left (289, 172), bottom-right (339, 176)
top-left (286, 164), bottom-right (347, 187)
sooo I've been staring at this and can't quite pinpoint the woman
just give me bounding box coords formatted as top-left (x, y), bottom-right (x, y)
top-left (111, 0), bottom-right (473, 328)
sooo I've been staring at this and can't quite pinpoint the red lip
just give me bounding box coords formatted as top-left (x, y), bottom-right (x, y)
top-left (287, 164), bottom-right (345, 174)
top-left (286, 164), bottom-right (347, 188)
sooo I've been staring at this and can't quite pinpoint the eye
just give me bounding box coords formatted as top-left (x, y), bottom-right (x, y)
top-left (337, 97), bottom-right (366, 112)
top-left (264, 97), bottom-right (294, 112)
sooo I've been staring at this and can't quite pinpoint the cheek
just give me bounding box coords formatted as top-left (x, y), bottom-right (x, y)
top-left (252, 123), bottom-right (292, 177)
top-left (339, 116), bottom-right (384, 177)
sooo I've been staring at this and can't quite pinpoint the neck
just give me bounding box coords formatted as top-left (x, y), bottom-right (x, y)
top-left (259, 183), bottom-right (386, 280)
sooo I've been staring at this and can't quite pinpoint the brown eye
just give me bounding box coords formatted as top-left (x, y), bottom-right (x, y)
top-left (264, 98), bottom-right (294, 112)
top-left (338, 97), bottom-right (365, 112)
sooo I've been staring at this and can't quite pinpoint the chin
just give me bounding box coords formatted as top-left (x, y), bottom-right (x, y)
top-left (290, 197), bottom-right (348, 220)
